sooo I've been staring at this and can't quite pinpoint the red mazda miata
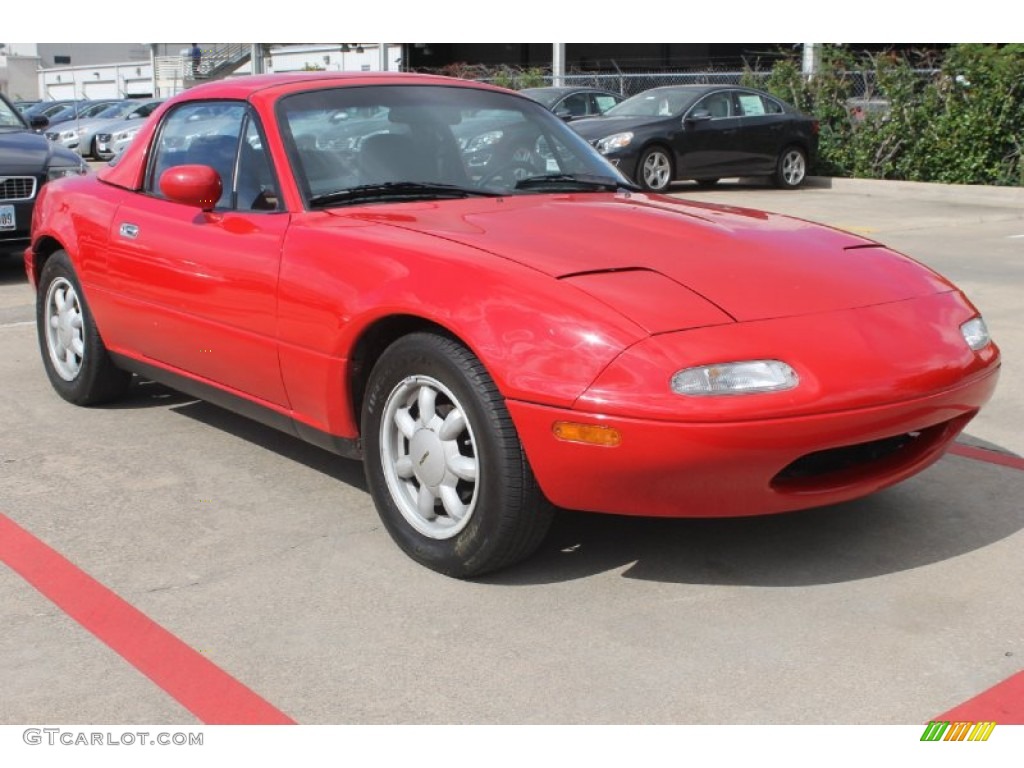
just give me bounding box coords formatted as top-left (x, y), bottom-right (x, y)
top-left (27, 73), bottom-right (1000, 577)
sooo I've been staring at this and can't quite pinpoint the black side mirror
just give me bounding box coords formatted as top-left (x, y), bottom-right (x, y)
top-left (554, 107), bottom-right (573, 122)
top-left (686, 109), bottom-right (712, 124)
top-left (29, 115), bottom-right (49, 130)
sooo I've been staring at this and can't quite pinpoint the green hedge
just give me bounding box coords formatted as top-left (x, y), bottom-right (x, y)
top-left (747, 45), bottom-right (1024, 186)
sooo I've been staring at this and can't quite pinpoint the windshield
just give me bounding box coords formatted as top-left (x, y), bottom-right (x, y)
top-left (605, 88), bottom-right (700, 118)
top-left (279, 84), bottom-right (630, 204)
top-left (96, 102), bottom-right (133, 119)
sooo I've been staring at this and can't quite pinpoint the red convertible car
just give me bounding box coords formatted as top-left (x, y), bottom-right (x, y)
top-left (27, 73), bottom-right (1000, 577)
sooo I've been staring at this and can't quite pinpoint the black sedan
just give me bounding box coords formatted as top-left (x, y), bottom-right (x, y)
top-left (0, 93), bottom-right (87, 257)
top-left (520, 86), bottom-right (623, 121)
top-left (570, 85), bottom-right (819, 191)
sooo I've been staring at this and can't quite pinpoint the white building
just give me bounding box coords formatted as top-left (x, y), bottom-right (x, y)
top-left (1, 43), bottom-right (401, 102)
top-left (0, 43), bottom-right (150, 100)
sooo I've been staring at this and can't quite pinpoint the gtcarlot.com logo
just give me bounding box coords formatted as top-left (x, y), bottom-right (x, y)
top-left (920, 721), bottom-right (996, 742)
top-left (23, 729), bottom-right (203, 747)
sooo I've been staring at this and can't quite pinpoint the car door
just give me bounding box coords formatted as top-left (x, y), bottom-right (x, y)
top-left (675, 90), bottom-right (743, 179)
top-left (734, 91), bottom-right (789, 174)
top-left (105, 101), bottom-right (291, 406)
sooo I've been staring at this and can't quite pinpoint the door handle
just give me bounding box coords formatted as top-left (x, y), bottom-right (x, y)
top-left (119, 223), bottom-right (139, 239)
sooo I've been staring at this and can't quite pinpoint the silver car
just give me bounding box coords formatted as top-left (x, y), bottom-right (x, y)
top-left (65, 99), bottom-right (163, 159)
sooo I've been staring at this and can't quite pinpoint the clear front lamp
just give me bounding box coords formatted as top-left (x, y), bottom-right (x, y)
top-left (960, 317), bottom-right (991, 351)
top-left (671, 360), bottom-right (799, 397)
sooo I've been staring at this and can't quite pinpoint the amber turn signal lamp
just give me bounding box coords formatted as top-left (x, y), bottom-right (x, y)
top-left (552, 421), bottom-right (622, 447)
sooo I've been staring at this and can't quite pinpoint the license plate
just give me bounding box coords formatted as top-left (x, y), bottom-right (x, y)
top-left (0, 205), bottom-right (14, 232)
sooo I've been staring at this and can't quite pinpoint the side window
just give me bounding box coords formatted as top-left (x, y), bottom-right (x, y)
top-left (694, 92), bottom-right (733, 119)
top-left (560, 92), bottom-right (590, 117)
top-left (147, 101), bottom-right (246, 210)
top-left (735, 93), bottom-right (785, 117)
top-left (134, 102), bottom-right (160, 118)
top-left (593, 94), bottom-right (619, 114)
top-left (235, 118), bottom-right (279, 211)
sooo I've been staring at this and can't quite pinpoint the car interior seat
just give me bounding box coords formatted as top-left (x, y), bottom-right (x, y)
top-left (359, 132), bottom-right (435, 183)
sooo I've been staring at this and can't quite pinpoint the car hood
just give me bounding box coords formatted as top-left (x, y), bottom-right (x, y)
top-left (570, 115), bottom-right (666, 140)
top-left (0, 129), bottom-right (54, 173)
top-left (328, 194), bottom-right (952, 329)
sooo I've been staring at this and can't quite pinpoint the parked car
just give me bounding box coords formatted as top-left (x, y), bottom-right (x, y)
top-left (48, 99), bottom-right (163, 158)
top-left (520, 86), bottom-right (624, 121)
top-left (20, 100), bottom-right (81, 131)
top-left (0, 93), bottom-right (86, 256)
top-left (27, 73), bottom-right (999, 577)
top-left (94, 101), bottom-right (167, 160)
top-left (43, 99), bottom-right (124, 128)
top-left (570, 85), bottom-right (819, 191)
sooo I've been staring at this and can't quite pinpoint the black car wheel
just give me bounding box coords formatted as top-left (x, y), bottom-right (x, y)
top-left (36, 250), bottom-right (132, 405)
top-left (774, 146), bottom-right (808, 189)
top-left (361, 332), bottom-right (553, 578)
top-left (637, 146), bottom-right (674, 192)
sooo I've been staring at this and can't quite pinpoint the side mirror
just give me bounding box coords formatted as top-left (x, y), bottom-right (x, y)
top-left (159, 165), bottom-right (222, 212)
top-left (29, 115), bottom-right (49, 130)
top-left (686, 109), bottom-right (712, 124)
top-left (554, 107), bottom-right (573, 121)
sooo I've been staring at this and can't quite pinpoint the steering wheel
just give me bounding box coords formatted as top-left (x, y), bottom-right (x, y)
top-left (476, 161), bottom-right (537, 190)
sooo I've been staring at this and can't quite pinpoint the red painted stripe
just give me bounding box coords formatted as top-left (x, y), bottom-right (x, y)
top-left (949, 443), bottom-right (1024, 471)
top-left (0, 513), bottom-right (296, 725)
top-left (937, 671), bottom-right (1024, 725)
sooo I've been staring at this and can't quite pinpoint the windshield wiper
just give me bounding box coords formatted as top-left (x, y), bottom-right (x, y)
top-left (310, 181), bottom-right (502, 207)
top-left (513, 173), bottom-right (640, 192)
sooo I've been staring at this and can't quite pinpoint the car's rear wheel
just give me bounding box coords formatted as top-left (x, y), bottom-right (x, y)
top-left (36, 250), bottom-right (132, 405)
top-left (361, 332), bottom-right (553, 577)
top-left (773, 146), bottom-right (807, 189)
top-left (637, 146), bottom-right (673, 192)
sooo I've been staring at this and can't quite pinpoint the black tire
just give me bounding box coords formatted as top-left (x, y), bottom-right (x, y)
top-left (361, 332), bottom-right (553, 578)
top-left (695, 178), bottom-right (720, 188)
top-left (636, 146), bottom-right (674, 192)
top-left (36, 250), bottom-right (132, 405)
top-left (773, 145), bottom-right (808, 189)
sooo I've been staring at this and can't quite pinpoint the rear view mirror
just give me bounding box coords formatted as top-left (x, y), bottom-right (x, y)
top-left (686, 109), bottom-right (712, 123)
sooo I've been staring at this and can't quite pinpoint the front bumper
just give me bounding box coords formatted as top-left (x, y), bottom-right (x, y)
top-left (0, 198), bottom-right (37, 255)
top-left (508, 366), bottom-right (998, 518)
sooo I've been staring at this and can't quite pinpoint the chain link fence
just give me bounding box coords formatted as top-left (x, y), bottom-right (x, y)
top-left (470, 68), bottom-right (940, 99)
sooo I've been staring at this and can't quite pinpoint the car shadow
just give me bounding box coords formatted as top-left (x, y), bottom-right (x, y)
top-left (666, 176), bottom-right (833, 194)
top-left (103, 378), bottom-right (369, 490)
top-left (0, 257), bottom-right (29, 286)
top-left (99, 381), bottom-right (1023, 589)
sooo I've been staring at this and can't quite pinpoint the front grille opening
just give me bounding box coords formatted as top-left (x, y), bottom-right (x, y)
top-left (771, 421), bottom-right (955, 493)
top-left (0, 176), bottom-right (38, 202)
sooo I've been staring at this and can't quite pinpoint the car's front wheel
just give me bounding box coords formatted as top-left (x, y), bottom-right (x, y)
top-left (36, 250), bottom-right (132, 405)
top-left (361, 332), bottom-right (553, 577)
top-left (636, 146), bottom-right (674, 192)
top-left (773, 146), bottom-right (808, 189)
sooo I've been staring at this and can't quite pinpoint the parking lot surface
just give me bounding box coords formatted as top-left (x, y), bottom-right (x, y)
top-left (1, 177), bottom-right (1022, 725)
